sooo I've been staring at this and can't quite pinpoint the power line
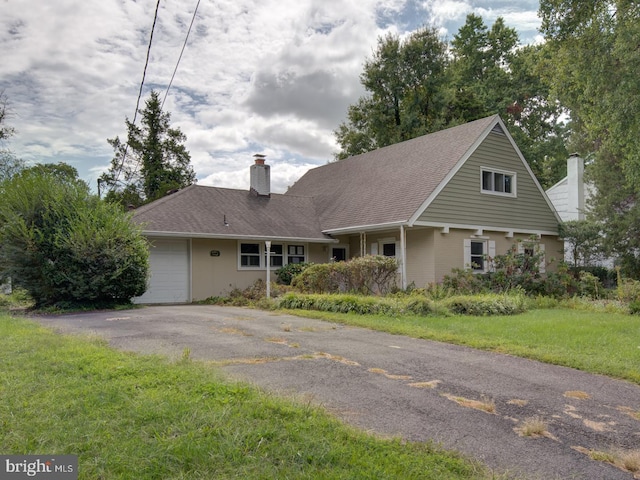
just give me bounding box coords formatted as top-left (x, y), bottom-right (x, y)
top-left (162, 0), bottom-right (201, 110)
top-left (110, 0), bottom-right (162, 189)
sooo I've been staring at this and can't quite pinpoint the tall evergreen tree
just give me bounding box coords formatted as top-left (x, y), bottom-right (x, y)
top-left (101, 91), bottom-right (196, 207)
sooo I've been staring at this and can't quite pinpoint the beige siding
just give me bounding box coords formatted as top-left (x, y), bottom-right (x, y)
top-left (192, 239), bottom-right (261, 299)
top-left (191, 239), bottom-right (328, 299)
top-left (405, 228), bottom-right (436, 286)
top-left (420, 132), bottom-right (559, 233)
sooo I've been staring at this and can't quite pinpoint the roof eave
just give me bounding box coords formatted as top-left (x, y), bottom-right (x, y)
top-left (141, 230), bottom-right (338, 243)
top-left (322, 221), bottom-right (409, 236)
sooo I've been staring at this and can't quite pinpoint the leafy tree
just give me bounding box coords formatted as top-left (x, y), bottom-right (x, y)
top-left (539, 1), bottom-right (640, 275)
top-left (450, 15), bottom-right (568, 183)
top-left (334, 27), bottom-right (450, 159)
top-left (0, 92), bottom-right (23, 183)
top-left (334, 16), bottom-right (568, 186)
top-left (0, 167), bottom-right (149, 307)
top-left (101, 90), bottom-right (196, 207)
top-left (558, 220), bottom-right (603, 267)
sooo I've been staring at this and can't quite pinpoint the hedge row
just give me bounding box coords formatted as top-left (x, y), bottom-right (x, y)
top-left (277, 292), bottom-right (527, 317)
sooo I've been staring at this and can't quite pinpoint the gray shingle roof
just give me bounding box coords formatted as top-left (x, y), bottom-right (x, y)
top-left (133, 115), bottom-right (500, 239)
top-left (133, 185), bottom-right (330, 241)
top-left (286, 115), bottom-right (499, 231)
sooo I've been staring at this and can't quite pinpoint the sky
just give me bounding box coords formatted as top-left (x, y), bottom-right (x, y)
top-left (1, 0), bottom-right (543, 194)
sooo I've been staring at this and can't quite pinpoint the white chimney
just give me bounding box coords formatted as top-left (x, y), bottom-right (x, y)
top-left (250, 154), bottom-right (270, 197)
top-left (567, 153), bottom-right (585, 220)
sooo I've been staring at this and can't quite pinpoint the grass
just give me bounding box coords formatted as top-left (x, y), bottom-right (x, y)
top-left (0, 313), bottom-right (489, 479)
top-left (282, 308), bottom-right (640, 384)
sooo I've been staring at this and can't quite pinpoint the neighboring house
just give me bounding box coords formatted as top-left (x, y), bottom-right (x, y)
top-left (132, 115), bottom-right (563, 304)
top-left (546, 154), bottom-right (614, 267)
top-left (546, 153), bottom-right (590, 223)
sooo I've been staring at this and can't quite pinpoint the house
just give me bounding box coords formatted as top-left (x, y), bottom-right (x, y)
top-left (546, 154), bottom-right (614, 267)
top-left (132, 115), bottom-right (563, 304)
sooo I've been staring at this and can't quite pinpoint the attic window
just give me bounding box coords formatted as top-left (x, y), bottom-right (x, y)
top-left (481, 167), bottom-right (516, 197)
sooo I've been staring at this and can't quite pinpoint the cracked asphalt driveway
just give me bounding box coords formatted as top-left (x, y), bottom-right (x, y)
top-left (36, 305), bottom-right (640, 479)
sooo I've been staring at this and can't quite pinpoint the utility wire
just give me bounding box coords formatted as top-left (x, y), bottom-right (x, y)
top-left (161, 0), bottom-right (201, 110)
top-left (110, 0), bottom-right (162, 190)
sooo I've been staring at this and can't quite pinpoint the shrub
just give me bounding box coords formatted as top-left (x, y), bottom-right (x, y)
top-left (0, 169), bottom-right (148, 307)
top-left (275, 262), bottom-right (312, 285)
top-left (442, 292), bottom-right (527, 316)
top-left (292, 256), bottom-right (398, 295)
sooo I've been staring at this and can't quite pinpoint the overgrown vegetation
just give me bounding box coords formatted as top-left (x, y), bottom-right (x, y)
top-left (0, 314), bottom-right (487, 479)
top-left (0, 167), bottom-right (149, 308)
top-left (292, 255), bottom-right (398, 295)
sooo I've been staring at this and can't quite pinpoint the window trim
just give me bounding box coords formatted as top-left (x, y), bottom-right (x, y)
top-left (480, 167), bottom-right (517, 198)
top-left (464, 238), bottom-right (496, 273)
top-left (239, 242), bottom-right (261, 269)
top-left (238, 241), bottom-right (308, 270)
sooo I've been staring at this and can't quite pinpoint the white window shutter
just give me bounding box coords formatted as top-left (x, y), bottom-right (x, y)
top-left (488, 241), bottom-right (496, 272)
top-left (463, 239), bottom-right (471, 270)
top-left (370, 243), bottom-right (378, 256)
top-left (538, 244), bottom-right (546, 273)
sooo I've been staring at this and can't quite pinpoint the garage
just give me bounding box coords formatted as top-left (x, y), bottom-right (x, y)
top-left (134, 238), bottom-right (190, 304)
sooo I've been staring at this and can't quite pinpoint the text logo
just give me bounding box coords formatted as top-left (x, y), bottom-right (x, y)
top-left (1, 456), bottom-right (77, 479)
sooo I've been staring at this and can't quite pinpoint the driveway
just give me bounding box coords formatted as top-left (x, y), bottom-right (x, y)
top-left (36, 305), bottom-right (640, 480)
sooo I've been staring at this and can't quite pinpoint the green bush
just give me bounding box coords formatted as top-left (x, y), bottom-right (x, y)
top-left (292, 255), bottom-right (398, 295)
top-left (442, 293), bottom-right (527, 316)
top-left (275, 262), bottom-right (312, 285)
top-left (0, 168), bottom-right (148, 307)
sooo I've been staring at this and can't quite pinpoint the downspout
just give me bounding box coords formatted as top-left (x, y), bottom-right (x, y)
top-left (400, 225), bottom-right (407, 290)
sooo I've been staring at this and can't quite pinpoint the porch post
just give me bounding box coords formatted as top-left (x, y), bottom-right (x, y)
top-left (400, 225), bottom-right (407, 290)
top-left (265, 240), bottom-right (271, 299)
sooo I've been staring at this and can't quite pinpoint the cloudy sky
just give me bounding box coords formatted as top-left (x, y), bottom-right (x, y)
top-left (1, 0), bottom-right (542, 194)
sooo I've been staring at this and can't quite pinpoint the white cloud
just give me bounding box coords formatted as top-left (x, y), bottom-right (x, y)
top-left (1, 0), bottom-right (543, 192)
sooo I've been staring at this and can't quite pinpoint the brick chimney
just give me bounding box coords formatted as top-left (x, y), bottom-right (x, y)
top-left (250, 154), bottom-right (270, 197)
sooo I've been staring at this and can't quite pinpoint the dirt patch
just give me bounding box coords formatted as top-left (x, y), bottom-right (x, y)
top-left (564, 390), bottom-right (591, 400)
top-left (367, 368), bottom-right (412, 380)
top-left (408, 380), bottom-right (441, 389)
top-left (507, 399), bottom-right (528, 407)
top-left (442, 393), bottom-right (496, 414)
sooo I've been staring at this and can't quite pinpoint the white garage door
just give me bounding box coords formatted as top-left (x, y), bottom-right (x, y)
top-left (134, 238), bottom-right (190, 304)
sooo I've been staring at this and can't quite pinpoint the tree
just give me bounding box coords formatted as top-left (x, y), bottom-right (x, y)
top-left (450, 15), bottom-right (568, 184)
top-left (101, 90), bottom-right (196, 207)
top-left (0, 166), bottom-right (149, 307)
top-left (539, 1), bottom-right (640, 275)
top-left (334, 17), bottom-right (568, 185)
top-left (0, 92), bottom-right (23, 183)
top-left (334, 27), bottom-right (450, 159)
top-left (558, 220), bottom-right (603, 267)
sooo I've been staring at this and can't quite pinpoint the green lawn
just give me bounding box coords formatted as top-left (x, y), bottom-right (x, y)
top-left (0, 314), bottom-right (487, 479)
top-left (285, 307), bottom-right (640, 385)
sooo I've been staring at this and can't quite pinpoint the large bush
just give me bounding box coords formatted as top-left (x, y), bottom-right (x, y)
top-left (292, 255), bottom-right (398, 295)
top-left (0, 168), bottom-right (149, 307)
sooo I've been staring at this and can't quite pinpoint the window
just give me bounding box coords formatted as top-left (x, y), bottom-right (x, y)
top-left (240, 243), bottom-right (260, 267)
top-left (287, 245), bottom-right (305, 264)
top-left (239, 242), bottom-right (308, 269)
top-left (464, 239), bottom-right (496, 273)
top-left (481, 168), bottom-right (516, 197)
top-left (382, 243), bottom-right (396, 257)
top-left (518, 241), bottom-right (546, 273)
top-left (470, 241), bottom-right (485, 271)
top-left (332, 247), bottom-right (347, 262)
top-left (266, 244), bottom-right (283, 267)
